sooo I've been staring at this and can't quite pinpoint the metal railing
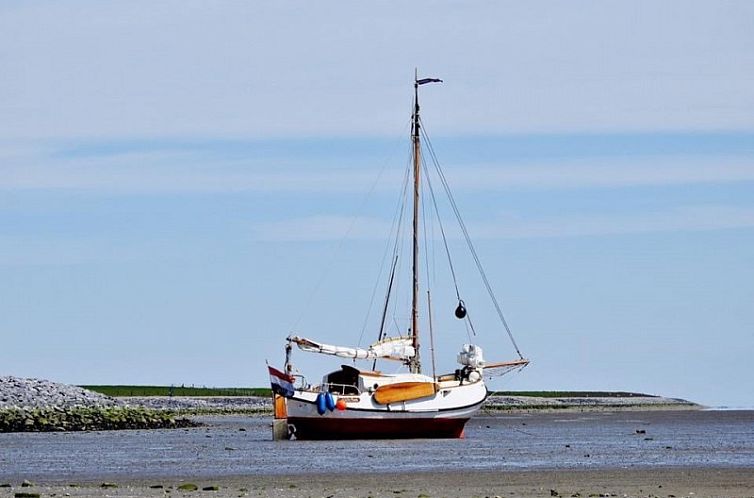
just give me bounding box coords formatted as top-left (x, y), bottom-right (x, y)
top-left (291, 374), bottom-right (309, 391)
top-left (322, 382), bottom-right (361, 395)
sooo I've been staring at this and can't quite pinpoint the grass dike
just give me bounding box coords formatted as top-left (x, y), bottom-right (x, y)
top-left (83, 385), bottom-right (699, 415)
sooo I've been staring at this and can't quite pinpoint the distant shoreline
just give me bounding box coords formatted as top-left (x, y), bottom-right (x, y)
top-left (2, 377), bottom-right (701, 434)
top-left (76, 385), bottom-right (701, 415)
top-left (104, 391), bottom-right (699, 416)
top-left (0, 395), bottom-right (703, 433)
top-left (81, 385), bottom-right (682, 399)
top-left (1, 379), bottom-right (701, 434)
top-left (482, 393), bottom-right (699, 413)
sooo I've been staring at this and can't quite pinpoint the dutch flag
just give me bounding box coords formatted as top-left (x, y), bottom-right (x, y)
top-left (268, 365), bottom-right (295, 398)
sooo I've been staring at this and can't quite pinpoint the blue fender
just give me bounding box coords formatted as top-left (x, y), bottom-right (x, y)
top-left (316, 393), bottom-right (327, 415)
top-left (325, 392), bottom-right (336, 411)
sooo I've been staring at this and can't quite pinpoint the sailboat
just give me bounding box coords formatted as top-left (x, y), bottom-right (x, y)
top-left (268, 74), bottom-right (529, 440)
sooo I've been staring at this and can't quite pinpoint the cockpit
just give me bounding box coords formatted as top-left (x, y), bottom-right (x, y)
top-left (322, 365), bottom-right (361, 395)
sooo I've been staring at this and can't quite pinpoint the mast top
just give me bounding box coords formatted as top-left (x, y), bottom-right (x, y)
top-left (416, 77), bottom-right (443, 86)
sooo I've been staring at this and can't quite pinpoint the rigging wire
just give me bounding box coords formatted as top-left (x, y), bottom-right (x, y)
top-left (420, 162), bottom-right (432, 300)
top-left (357, 147), bottom-right (413, 349)
top-left (384, 98), bottom-right (423, 339)
top-left (420, 119), bottom-right (525, 359)
top-left (419, 161), bottom-right (440, 373)
top-left (376, 255), bottom-right (399, 341)
top-left (462, 318), bottom-right (473, 342)
top-left (421, 155), bottom-right (462, 302)
top-left (372, 146), bottom-right (413, 351)
top-left (387, 96), bottom-right (423, 340)
top-left (387, 145), bottom-right (413, 339)
top-left (421, 155), bottom-right (475, 342)
top-left (289, 120), bottom-right (412, 333)
top-left (371, 253), bottom-right (399, 371)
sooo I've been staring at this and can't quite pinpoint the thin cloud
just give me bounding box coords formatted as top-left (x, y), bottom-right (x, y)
top-left (470, 205), bottom-right (754, 239)
top-left (255, 205), bottom-right (754, 242)
top-left (0, 231), bottom-right (226, 267)
top-left (2, 142), bottom-right (754, 194)
top-left (447, 158), bottom-right (754, 191)
top-left (1, 148), bottom-right (382, 194)
top-left (1, 2), bottom-right (753, 139)
top-left (253, 215), bottom-right (392, 242)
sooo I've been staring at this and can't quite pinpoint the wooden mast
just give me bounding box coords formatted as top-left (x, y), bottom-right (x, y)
top-left (410, 72), bottom-right (422, 374)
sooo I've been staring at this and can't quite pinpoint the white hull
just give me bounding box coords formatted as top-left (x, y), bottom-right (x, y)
top-left (283, 376), bottom-right (487, 439)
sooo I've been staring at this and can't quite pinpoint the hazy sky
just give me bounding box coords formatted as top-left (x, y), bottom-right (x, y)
top-left (2, 1), bottom-right (753, 407)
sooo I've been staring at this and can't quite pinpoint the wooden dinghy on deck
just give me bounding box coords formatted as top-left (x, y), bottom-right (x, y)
top-left (373, 381), bottom-right (437, 404)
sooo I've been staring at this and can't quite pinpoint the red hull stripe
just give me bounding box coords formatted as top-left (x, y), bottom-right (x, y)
top-left (287, 416), bottom-right (469, 440)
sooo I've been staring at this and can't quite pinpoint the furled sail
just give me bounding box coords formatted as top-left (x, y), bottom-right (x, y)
top-left (287, 335), bottom-right (415, 362)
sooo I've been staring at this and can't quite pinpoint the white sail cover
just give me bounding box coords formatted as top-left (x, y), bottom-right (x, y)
top-left (288, 335), bottom-right (415, 362)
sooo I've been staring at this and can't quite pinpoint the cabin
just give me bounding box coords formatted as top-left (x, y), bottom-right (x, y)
top-left (321, 364), bottom-right (437, 396)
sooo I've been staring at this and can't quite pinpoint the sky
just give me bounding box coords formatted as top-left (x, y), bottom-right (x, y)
top-left (1, 1), bottom-right (753, 408)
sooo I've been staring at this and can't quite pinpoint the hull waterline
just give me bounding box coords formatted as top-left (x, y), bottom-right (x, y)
top-left (282, 383), bottom-right (487, 440)
top-left (288, 416), bottom-right (469, 439)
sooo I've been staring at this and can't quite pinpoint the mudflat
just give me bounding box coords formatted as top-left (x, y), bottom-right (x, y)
top-left (3, 410), bottom-right (753, 497)
top-left (2, 468), bottom-right (753, 497)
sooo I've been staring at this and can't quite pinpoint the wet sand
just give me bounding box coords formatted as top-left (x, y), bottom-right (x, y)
top-left (2, 468), bottom-right (753, 497)
top-left (3, 411), bottom-right (753, 497)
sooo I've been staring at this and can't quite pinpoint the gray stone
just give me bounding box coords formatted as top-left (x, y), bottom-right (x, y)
top-left (0, 376), bottom-right (120, 410)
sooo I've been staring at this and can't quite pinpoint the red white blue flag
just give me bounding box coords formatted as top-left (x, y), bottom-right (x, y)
top-left (268, 365), bottom-right (295, 398)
